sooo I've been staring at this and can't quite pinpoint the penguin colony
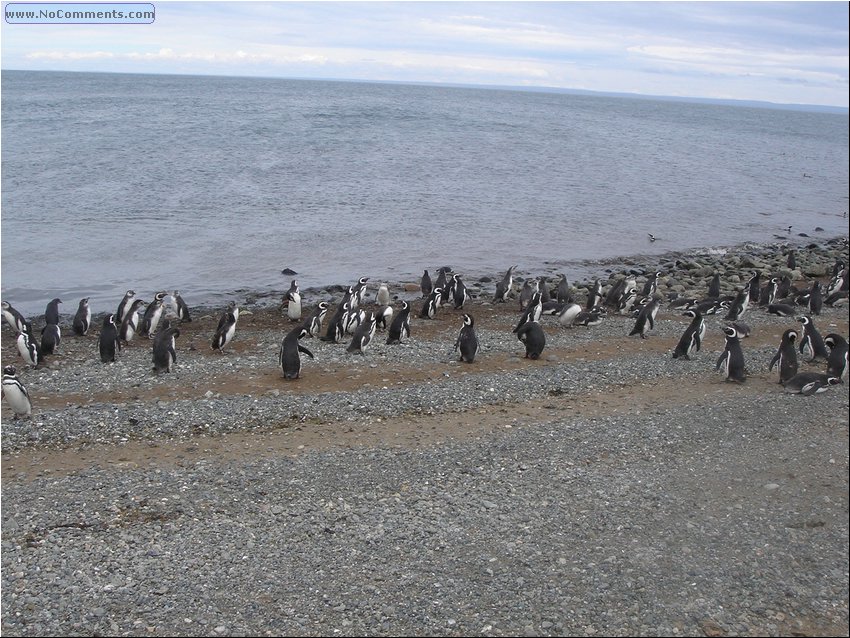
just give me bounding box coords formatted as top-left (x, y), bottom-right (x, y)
top-left (3, 249), bottom-right (849, 418)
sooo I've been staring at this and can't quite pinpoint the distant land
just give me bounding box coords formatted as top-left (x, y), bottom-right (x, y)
top-left (3, 68), bottom-right (847, 115)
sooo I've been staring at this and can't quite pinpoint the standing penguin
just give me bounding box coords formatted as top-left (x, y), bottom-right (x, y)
top-left (44, 298), bottom-right (62, 326)
top-left (420, 288), bottom-right (442, 319)
top-left (152, 322), bottom-right (180, 374)
top-left (171, 290), bottom-right (192, 323)
top-left (386, 300), bottom-right (412, 345)
top-left (119, 299), bottom-right (147, 343)
top-left (454, 313), bottom-right (479, 363)
top-left (279, 326), bottom-right (315, 379)
top-left (641, 271), bottom-right (661, 298)
top-left (786, 249), bottom-right (796, 271)
top-left (746, 271), bottom-right (761, 303)
top-left (585, 279), bottom-right (602, 311)
top-left (420, 270), bottom-right (433, 298)
top-left (2, 301), bottom-right (27, 334)
top-left (723, 287), bottom-right (749, 321)
top-left (557, 275), bottom-right (572, 304)
top-left (140, 292), bottom-right (168, 338)
top-left (301, 301), bottom-right (329, 338)
top-left (518, 279), bottom-right (538, 311)
top-left (716, 325), bottom-right (746, 382)
top-left (513, 291), bottom-right (543, 334)
top-left (376, 305), bottom-right (394, 331)
top-left (98, 314), bottom-right (121, 363)
top-left (2, 365), bottom-right (32, 418)
top-left (707, 273), bottom-right (721, 299)
top-left (452, 275), bottom-right (470, 310)
top-left (808, 281), bottom-right (823, 316)
top-left (494, 265), bottom-right (517, 303)
top-left (116, 290), bottom-right (136, 324)
top-left (672, 310), bottom-right (705, 360)
top-left (797, 315), bottom-right (829, 362)
top-left (16, 323), bottom-right (40, 368)
top-left (211, 302), bottom-right (239, 353)
top-left (284, 287), bottom-right (302, 323)
top-left (321, 300), bottom-right (349, 343)
top-left (515, 320), bottom-right (546, 360)
top-left (346, 311), bottom-right (377, 355)
top-left (40, 323), bottom-right (61, 355)
top-left (375, 283), bottom-right (391, 307)
top-left (72, 298), bottom-right (92, 336)
top-left (539, 276), bottom-right (551, 303)
top-left (351, 277), bottom-right (369, 309)
top-left (629, 298), bottom-right (660, 339)
top-left (768, 328), bottom-right (799, 385)
top-left (824, 333), bottom-right (848, 382)
top-left (759, 278), bottom-right (779, 307)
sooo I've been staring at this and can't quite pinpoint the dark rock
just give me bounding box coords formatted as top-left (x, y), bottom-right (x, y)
top-left (281, 268), bottom-right (298, 276)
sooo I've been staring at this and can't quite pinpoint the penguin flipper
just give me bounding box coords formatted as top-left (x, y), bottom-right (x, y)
top-left (298, 344), bottom-right (314, 359)
top-left (715, 352), bottom-right (726, 371)
top-left (768, 352), bottom-right (780, 372)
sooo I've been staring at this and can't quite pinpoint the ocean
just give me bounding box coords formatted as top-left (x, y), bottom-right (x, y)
top-left (1, 70), bottom-right (848, 317)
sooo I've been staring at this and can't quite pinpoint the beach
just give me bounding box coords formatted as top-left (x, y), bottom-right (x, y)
top-left (2, 238), bottom-right (848, 637)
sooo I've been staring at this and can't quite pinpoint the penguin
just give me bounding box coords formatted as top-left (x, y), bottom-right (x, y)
top-left (786, 249), bottom-right (796, 271)
top-left (302, 301), bottom-right (329, 338)
top-left (116, 290), bottom-right (136, 324)
top-left (617, 288), bottom-right (638, 315)
top-left (767, 303), bottom-right (797, 317)
top-left (515, 320), bottom-right (546, 360)
top-left (672, 310), bottom-right (704, 360)
top-left (440, 273), bottom-right (456, 307)
top-left (376, 283), bottom-right (391, 307)
top-left (759, 278), bottom-right (779, 307)
top-left (604, 277), bottom-right (626, 310)
top-left (539, 276), bottom-right (551, 304)
top-left (211, 302), bottom-right (239, 353)
top-left (171, 290), bottom-right (192, 323)
top-left (152, 323), bottom-right (180, 374)
top-left (420, 270), bottom-right (433, 298)
top-left (376, 304), bottom-right (394, 331)
top-left (808, 281), bottom-right (823, 316)
top-left (72, 298), bottom-right (91, 336)
top-left (557, 302), bottom-right (582, 327)
top-left (629, 298), bottom-right (659, 339)
top-left (541, 301), bottom-right (564, 316)
top-left (279, 326), bottom-right (314, 379)
top-left (519, 279), bottom-right (538, 311)
top-left (98, 314), bottom-right (121, 363)
top-left (768, 329), bottom-right (799, 385)
top-left (434, 268), bottom-right (450, 300)
top-left (284, 287), bottom-right (302, 323)
top-left (420, 288), bottom-right (442, 319)
top-left (668, 297), bottom-right (698, 311)
top-left (647, 233), bottom-right (657, 242)
top-left (454, 313), bottom-right (479, 363)
top-left (707, 273), bottom-right (721, 299)
top-left (796, 315), bottom-right (829, 362)
top-left (40, 323), bottom-right (61, 355)
top-left (452, 275), bottom-right (470, 310)
top-left (119, 299), bottom-right (147, 343)
top-left (824, 333), bottom-right (848, 382)
top-left (493, 265), bottom-right (517, 303)
top-left (44, 298), bottom-right (62, 326)
top-left (321, 300), bottom-right (349, 343)
top-left (16, 323), bottom-right (40, 368)
top-left (776, 275), bottom-right (793, 300)
top-left (783, 372), bottom-right (841, 396)
top-left (386, 300), bottom-right (412, 345)
top-left (346, 311), bottom-right (377, 355)
top-left (585, 279), bottom-right (602, 311)
top-left (344, 306), bottom-right (366, 336)
top-left (351, 277), bottom-right (369, 309)
top-left (557, 275), bottom-right (572, 304)
top-left (746, 271), bottom-right (761, 303)
top-left (728, 321), bottom-right (751, 339)
top-left (826, 267), bottom-right (847, 297)
top-left (696, 298), bottom-right (724, 315)
top-left (513, 291), bottom-right (542, 334)
top-left (716, 325), bottom-right (746, 383)
top-left (2, 365), bottom-right (32, 418)
top-left (723, 287), bottom-right (749, 321)
top-left (573, 308), bottom-right (606, 327)
top-left (140, 292), bottom-right (168, 338)
top-left (641, 271), bottom-right (661, 298)
top-left (2, 301), bottom-right (27, 334)
top-left (824, 290), bottom-right (849, 307)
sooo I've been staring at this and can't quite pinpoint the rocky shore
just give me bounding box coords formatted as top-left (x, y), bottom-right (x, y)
top-left (2, 237), bottom-right (848, 637)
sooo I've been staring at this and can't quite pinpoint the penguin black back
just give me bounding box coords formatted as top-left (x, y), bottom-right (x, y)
top-left (280, 326), bottom-right (314, 380)
top-left (515, 320), bottom-right (545, 359)
top-left (454, 313), bottom-right (479, 363)
top-left (72, 297), bottom-right (91, 336)
top-left (387, 300), bottom-right (411, 344)
top-left (98, 314), bottom-right (121, 363)
top-left (768, 328), bottom-right (799, 385)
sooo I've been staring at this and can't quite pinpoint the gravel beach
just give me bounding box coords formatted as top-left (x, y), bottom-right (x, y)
top-left (2, 238), bottom-right (848, 637)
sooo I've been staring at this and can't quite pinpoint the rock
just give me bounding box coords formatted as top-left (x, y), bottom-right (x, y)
top-left (281, 268), bottom-right (298, 276)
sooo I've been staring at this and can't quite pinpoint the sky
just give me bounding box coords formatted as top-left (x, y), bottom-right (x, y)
top-left (1, 1), bottom-right (848, 108)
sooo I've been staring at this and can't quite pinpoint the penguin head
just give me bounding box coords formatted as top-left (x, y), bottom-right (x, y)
top-left (461, 314), bottom-right (474, 327)
top-left (1, 301), bottom-right (9, 311)
top-left (796, 315), bottom-right (811, 326)
top-left (104, 314), bottom-right (116, 327)
top-left (682, 310), bottom-right (697, 319)
top-left (784, 329), bottom-right (798, 344)
top-left (318, 301), bottom-right (329, 311)
top-left (722, 325), bottom-right (738, 339)
top-left (3, 365), bottom-right (17, 377)
top-left (828, 377), bottom-right (842, 386)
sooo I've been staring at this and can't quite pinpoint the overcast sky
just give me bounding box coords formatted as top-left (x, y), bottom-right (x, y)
top-left (2, 1), bottom-right (848, 107)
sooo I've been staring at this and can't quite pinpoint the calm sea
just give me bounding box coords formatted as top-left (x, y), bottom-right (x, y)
top-left (2, 70), bottom-right (848, 317)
